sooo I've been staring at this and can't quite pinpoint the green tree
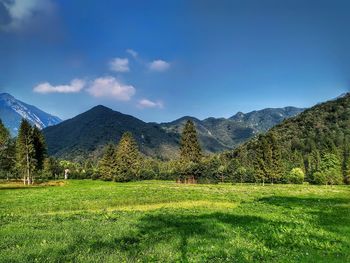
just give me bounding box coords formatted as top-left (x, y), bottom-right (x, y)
top-left (16, 119), bottom-right (36, 184)
top-left (268, 132), bottom-right (283, 184)
top-left (179, 120), bottom-right (202, 183)
top-left (43, 157), bottom-right (61, 180)
top-left (313, 153), bottom-right (343, 185)
top-left (0, 119), bottom-right (10, 150)
top-left (180, 120), bottom-right (202, 163)
top-left (98, 144), bottom-right (116, 181)
top-left (0, 119), bottom-right (14, 179)
top-left (286, 168), bottom-right (305, 184)
top-left (32, 126), bottom-right (47, 171)
top-left (253, 136), bottom-right (269, 185)
top-left (342, 136), bottom-right (350, 184)
top-left (114, 132), bottom-right (142, 182)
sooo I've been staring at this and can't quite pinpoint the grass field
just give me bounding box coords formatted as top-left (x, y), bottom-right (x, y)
top-left (0, 180), bottom-right (349, 262)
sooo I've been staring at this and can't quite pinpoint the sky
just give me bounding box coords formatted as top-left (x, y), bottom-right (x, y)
top-left (0, 0), bottom-right (349, 122)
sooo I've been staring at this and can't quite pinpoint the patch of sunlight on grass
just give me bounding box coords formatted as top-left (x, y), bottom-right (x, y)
top-left (41, 200), bottom-right (238, 215)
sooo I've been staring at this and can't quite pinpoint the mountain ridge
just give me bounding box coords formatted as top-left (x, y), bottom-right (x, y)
top-left (43, 104), bottom-right (304, 161)
top-left (0, 93), bottom-right (62, 136)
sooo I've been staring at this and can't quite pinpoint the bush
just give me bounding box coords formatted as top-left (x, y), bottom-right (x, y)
top-left (324, 168), bottom-right (343, 185)
top-left (286, 168), bottom-right (305, 184)
top-left (313, 169), bottom-right (343, 185)
top-left (313, 171), bottom-right (327, 185)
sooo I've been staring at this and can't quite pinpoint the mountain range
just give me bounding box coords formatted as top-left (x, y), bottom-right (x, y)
top-left (42, 105), bottom-right (304, 161)
top-left (161, 107), bottom-right (304, 153)
top-left (0, 92), bottom-right (305, 161)
top-left (0, 93), bottom-right (61, 136)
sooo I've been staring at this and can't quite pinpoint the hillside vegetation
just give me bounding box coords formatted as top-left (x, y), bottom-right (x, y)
top-left (231, 94), bottom-right (350, 184)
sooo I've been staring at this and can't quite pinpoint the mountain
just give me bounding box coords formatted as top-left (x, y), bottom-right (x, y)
top-left (0, 93), bottom-right (62, 136)
top-left (231, 93), bottom-right (350, 183)
top-left (43, 105), bottom-right (179, 161)
top-left (160, 106), bottom-right (304, 151)
top-left (43, 105), bottom-right (304, 161)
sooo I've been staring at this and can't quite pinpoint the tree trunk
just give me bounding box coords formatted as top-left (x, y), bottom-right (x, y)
top-left (26, 151), bottom-right (30, 186)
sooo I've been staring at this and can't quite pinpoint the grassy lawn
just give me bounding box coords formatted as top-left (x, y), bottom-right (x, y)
top-left (0, 180), bottom-right (349, 262)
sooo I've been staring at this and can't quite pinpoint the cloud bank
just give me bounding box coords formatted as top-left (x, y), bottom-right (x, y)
top-left (33, 79), bottom-right (85, 93)
top-left (126, 49), bottom-right (138, 58)
top-left (148, 59), bottom-right (170, 72)
top-left (87, 76), bottom-right (135, 101)
top-left (109, 57), bottom-right (129, 72)
top-left (1, 0), bottom-right (55, 31)
top-left (137, 99), bottom-right (163, 109)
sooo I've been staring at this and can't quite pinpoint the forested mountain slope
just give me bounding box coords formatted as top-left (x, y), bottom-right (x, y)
top-left (230, 93), bottom-right (350, 184)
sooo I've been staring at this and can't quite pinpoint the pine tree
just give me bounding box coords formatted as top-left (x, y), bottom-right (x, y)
top-left (16, 119), bottom-right (36, 185)
top-left (178, 120), bottom-right (202, 183)
top-left (252, 136), bottom-right (269, 185)
top-left (342, 136), bottom-right (350, 184)
top-left (0, 119), bottom-right (10, 150)
top-left (114, 132), bottom-right (142, 182)
top-left (0, 119), bottom-right (13, 179)
top-left (32, 126), bottom-right (47, 171)
top-left (180, 120), bottom-right (202, 163)
top-left (98, 144), bottom-right (116, 181)
top-left (269, 132), bottom-right (283, 184)
top-left (43, 157), bottom-right (60, 179)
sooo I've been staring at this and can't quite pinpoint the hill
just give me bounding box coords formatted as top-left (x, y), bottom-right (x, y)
top-left (43, 105), bottom-right (179, 161)
top-left (231, 93), bottom-right (350, 184)
top-left (0, 93), bottom-right (61, 136)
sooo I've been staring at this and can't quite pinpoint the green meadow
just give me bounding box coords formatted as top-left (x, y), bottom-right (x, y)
top-left (0, 180), bottom-right (349, 262)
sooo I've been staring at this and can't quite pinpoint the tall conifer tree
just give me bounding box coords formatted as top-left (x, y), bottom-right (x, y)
top-left (0, 119), bottom-right (13, 178)
top-left (32, 126), bottom-right (47, 171)
top-left (180, 120), bottom-right (202, 163)
top-left (178, 120), bottom-right (202, 182)
top-left (16, 119), bottom-right (36, 184)
top-left (98, 144), bottom-right (116, 181)
top-left (114, 132), bottom-right (142, 182)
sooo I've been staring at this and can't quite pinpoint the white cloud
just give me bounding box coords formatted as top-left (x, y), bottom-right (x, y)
top-left (1, 0), bottom-right (54, 30)
top-left (33, 79), bottom-right (85, 94)
top-left (148, 59), bottom-right (170, 72)
top-left (87, 76), bottom-right (135, 101)
top-left (126, 49), bottom-right (138, 58)
top-left (137, 99), bottom-right (163, 109)
top-left (109, 58), bottom-right (129, 72)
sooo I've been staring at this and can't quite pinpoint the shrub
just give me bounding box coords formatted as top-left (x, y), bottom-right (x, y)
top-left (286, 168), bottom-right (304, 184)
top-left (324, 168), bottom-right (343, 185)
top-left (313, 171), bottom-right (327, 185)
top-left (312, 170), bottom-right (343, 185)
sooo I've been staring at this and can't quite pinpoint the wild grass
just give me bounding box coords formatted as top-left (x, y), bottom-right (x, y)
top-left (0, 180), bottom-right (349, 262)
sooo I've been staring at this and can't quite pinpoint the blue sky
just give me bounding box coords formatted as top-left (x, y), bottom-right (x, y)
top-left (0, 0), bottom-right (349, 122)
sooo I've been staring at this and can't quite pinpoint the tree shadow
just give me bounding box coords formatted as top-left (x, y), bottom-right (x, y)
top-left (99, 199), bottom-right (350, 261)
top-left (259, 196), bottom-right (350, 236)
top-left (85, 212), bottom-right (268, 262)
top-left (93, 211), bottom-right (345, 262)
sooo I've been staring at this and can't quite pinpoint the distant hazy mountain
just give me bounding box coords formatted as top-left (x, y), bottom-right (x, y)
top-left (0, 93), bottom-right (62, 136)
top-left (160, 106), bottom-right (304, 151)
top-left (43, 104), bottom-right (304, 161)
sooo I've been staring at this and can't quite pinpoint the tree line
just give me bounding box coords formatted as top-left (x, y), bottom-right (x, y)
top-left (2, 93), bottom-right (350, 186)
